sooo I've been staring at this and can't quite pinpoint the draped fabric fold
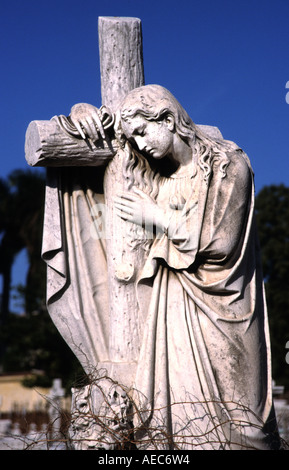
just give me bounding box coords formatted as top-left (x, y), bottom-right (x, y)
top-left (133, 149), bottom-right (279, 449)
top-left (41, 146), bottom-right (280, 449)
top-left (42, 167), bottom-right (110, 371)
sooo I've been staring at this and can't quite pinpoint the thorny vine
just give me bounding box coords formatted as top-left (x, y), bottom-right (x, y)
top-left (61, 369), bottom-right (289, 450)
top-left (1, 366), bottom-right (288, 450)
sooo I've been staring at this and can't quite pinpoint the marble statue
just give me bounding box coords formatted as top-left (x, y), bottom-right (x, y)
top-left (25, 17), bottom-right (282, 450)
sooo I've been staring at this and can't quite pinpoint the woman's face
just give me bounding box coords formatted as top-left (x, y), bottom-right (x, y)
top-left (122, 114), bottom-right (174, 159)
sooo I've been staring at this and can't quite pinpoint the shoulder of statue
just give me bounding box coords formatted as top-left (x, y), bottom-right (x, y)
top-left (209, 142), bottom-right (253, 188)
top-left (228, 147), bottom-right (253, 176)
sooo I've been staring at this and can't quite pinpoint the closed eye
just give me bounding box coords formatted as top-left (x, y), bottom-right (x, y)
top-left (132, 125), bottom-right (146, 137)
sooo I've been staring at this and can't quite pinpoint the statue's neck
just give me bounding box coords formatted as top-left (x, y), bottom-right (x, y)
top-left (168, 134), bottom-right (192, 176)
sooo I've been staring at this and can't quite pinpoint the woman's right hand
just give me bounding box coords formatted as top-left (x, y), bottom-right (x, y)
top-left (69, 103), bottom-right (114, 142)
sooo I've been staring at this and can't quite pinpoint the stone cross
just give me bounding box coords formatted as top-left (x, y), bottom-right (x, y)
top-left (25, 17), bottom-right (147, 384)
top-left (25, 16), bottom-right (221, 386)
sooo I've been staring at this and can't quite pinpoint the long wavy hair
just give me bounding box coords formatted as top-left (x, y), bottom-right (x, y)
top-left (116, 84), bottom-right (234, 197)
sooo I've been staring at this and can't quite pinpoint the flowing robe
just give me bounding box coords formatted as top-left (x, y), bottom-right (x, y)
top-left (42, 142), bottom-right (280, 450)
top-left (133, 147), bottom-right (279, 449)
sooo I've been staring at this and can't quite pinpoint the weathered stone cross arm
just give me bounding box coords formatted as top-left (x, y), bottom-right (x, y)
top-left (25, 16), bottom-right (145, 168)
top-left (25, 113), bottom-right (117, 167)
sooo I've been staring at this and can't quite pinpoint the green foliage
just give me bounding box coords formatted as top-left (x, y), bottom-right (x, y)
top-left (255, 184), bottom-right (289, 388)
top-left (0, 169), bottom-right (86, 393)
top-left (0, 169), bottom-right (46, 319)
top-left (0, 309), bottom-right (85, 393)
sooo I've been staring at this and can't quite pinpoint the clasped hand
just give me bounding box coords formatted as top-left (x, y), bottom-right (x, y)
top-left (69, 103), bottom-right (114, 143)
top-left (115, 188), bottom-right (169, 233)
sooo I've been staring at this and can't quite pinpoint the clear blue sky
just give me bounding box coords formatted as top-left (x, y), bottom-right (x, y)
top-left (1, 0), bottom-right (289, 310)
